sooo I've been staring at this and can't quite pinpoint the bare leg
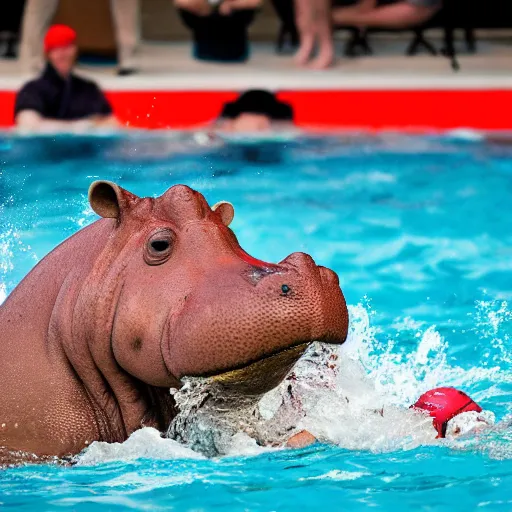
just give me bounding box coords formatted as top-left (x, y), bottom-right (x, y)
top-left (332, 0), bottom-right (376, 24)
top-left (333, 1), bottom-right (439, 29)
top-left (308, 0), bottom-right (334, 69)
top-left (18, 0), bottom-right (60, 73)
top-left (294, 0), bottom-right (316, 66)
top-left (111, 0), bottom-right (140, 72)
top-left (294, 0), bottom-right (334, 69)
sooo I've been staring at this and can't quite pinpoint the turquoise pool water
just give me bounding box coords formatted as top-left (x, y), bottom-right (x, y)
top-left (1, 133), bottom-right (512, 510)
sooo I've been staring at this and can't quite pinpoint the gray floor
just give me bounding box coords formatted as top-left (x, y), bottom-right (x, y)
top-left (1, 35), bottom-right (511, 91)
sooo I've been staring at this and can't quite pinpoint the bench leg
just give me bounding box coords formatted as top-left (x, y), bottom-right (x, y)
top-left (464, 27), bottom-right (476, 53)
top-left (407, 30), bottom-right (437, 56)
top-left (344, 29), bottom-right (372, 58)
top-left (276, 24), bottom-right (299, 54)
top-left (0, 34), bottom-right (18, 59)
top-left (441, 27), bottom-right (460, 72)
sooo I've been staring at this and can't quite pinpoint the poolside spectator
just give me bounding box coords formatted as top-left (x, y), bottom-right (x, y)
top-left (18, 0), bottom-right (139, 75)
top-left (175, 0), bottom-right (262, 62)
top-left (332, 0), bottom-right (442, 30)
top-left (292, 0), bottom-right (441, 69)
top-left (15, 25), bottom-right (118, 132)
top-left (217, 89), bottom-right (294, 132)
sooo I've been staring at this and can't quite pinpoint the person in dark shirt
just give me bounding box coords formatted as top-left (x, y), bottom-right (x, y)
top-left (15, 24), bottom-right (118, 132)
top-left (217, 89), bottom-right (294, 132)
top-left (175, 0), bottom-right (262, 62)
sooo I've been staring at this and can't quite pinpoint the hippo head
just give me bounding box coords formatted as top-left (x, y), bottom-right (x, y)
top-left (88, 181), bottom-right (348, 395)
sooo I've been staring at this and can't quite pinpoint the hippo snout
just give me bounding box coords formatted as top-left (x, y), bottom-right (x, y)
top-left (163, 250), bottom-right (348, 394)
top-left (280, 252), bottom-right (340, 286)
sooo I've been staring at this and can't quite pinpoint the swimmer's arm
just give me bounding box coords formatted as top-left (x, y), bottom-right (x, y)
top-left (15, 110), bottom-right (119, 133)
top-left (286, 430), bottom-right (317, 449)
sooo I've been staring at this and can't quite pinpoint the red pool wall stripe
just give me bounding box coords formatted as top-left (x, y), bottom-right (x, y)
top-left (0, 89), bottom-right (511, 130)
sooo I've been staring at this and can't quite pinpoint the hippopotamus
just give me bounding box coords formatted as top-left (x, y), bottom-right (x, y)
top-left (0, 181), bottom-right (348, 463)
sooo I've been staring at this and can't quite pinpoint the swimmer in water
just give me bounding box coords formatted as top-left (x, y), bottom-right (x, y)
top-left (217, 89), bottom-right (294, 133)
top-left (412, 387), bottom-right (494, 439)
top-left (288, 386), bottom-right (494, 448)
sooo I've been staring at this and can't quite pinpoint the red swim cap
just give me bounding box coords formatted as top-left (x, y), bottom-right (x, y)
top-left (412, 387), bottom-right (482, 438)
top-left (44, 25), bottom-right (77, 54)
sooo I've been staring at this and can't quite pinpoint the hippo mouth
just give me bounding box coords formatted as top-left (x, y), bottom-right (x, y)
top-left (196, 342), bottom-right (311, 396)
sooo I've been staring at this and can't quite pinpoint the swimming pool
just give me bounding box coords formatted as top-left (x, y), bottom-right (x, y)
top-left (1, 132), bottom-right (512, 510)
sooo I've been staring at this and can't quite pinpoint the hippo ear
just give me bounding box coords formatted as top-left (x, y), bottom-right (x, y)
top-left (88, 181), bottom-right (137, 220)
top-left (212, 201), bottom-right (235, 227)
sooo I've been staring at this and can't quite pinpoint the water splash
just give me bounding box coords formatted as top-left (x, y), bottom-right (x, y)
top-left (347, 303), bottom-right (512, 407)
top-left (165, 306), bottom-right (440, 457)
top-left (472, 300), bottom-right (512, 365)
top-left (0, 229), bottom-right (17, 304)
top-left (75, 428), bottom-right (203, 466)
top-left (164, 302), bottom-right (512, 459)
top-left (0, 227), bottom-right (38, 302)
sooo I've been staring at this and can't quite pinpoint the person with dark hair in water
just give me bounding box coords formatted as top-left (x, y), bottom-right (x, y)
top-left (175, 0), bottom-right (262, 62)
top-left (15, 25), bottom-right (118, 132)
top-left (218, 89), bottom-right (294, 132)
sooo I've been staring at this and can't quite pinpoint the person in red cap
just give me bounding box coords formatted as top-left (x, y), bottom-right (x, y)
top-left (285, 386), bottom-right (491, 449)
top-left (18, 0), bottom-right (139, 75)
top-left (412, 387), bottom-right (489, 438)
top-left (14, 25), bottom-right (118, 132)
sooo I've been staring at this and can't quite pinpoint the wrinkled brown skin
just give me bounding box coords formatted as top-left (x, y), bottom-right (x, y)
top-left (0, 182), bottom-right (348, 463)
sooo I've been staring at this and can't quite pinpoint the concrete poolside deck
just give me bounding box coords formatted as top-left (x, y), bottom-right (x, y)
top-left (0, 37), bottom-right (511, 129)
top-left (0, 35), bottom-right (511, 90)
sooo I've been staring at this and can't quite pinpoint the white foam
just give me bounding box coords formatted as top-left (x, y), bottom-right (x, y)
top-left (76, 427), bottom-right (204, 466)
top-left (224, 432), bottom-right (278, 457)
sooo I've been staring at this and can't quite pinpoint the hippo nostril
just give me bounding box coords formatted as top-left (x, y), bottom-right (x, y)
top-left (318, 266), bottom-right (339, 286)
top-left (280, 252), bottom-right (316, 269)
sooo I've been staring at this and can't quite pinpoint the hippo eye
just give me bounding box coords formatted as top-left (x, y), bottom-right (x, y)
top-left (145, 229), bottom-right (174, 265)
top-left (151, 240), bottom-right (170, 252)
